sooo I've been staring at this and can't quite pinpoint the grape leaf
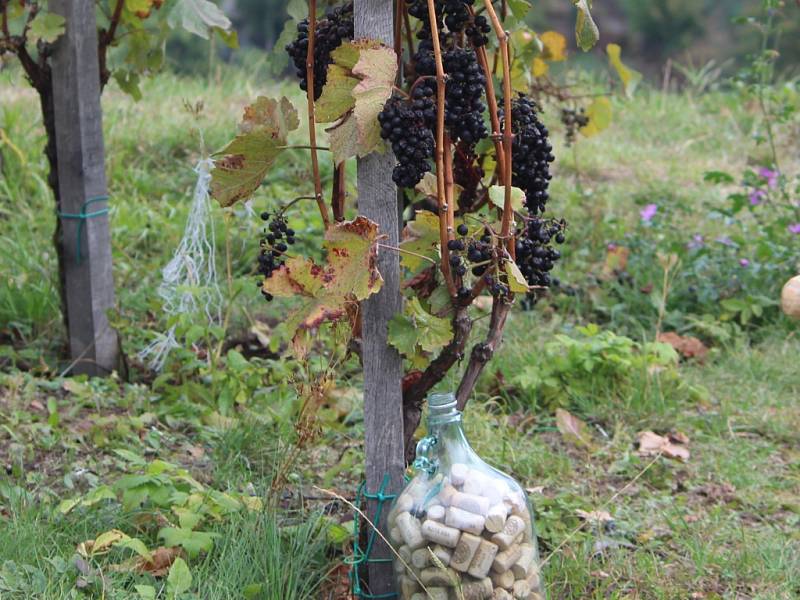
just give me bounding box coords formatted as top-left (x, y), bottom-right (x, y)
top-left (540, 31), bottom-right (567, 61)
top-left (505, 260), bottom-right (530, 293)
top-left (168, 0), bottom-right (233, 40)
top-left (506, 0), bottom-right (532, 19)
top-left (158, 528), bottom-right (219, 558)
top-left (211, 97), bottom-right (299, 207)
top-left (571, 0), bottom-right (599, 51)
top-left (607, 44), bottom-right (642, 99)
top-left (400, 210), bottom-right (440, 272)
top-left (319, 41), bottom-right (397, 164)
top-left (488, 185), bottom-right (525, 212)
top-left (26, 12), bottom-right (65, 44)
top-left (262, 217), bottom-right (384, 348)
top-left (388, 297), bottom-right (453, 357)
top-left (580, 96), bottom-right (612, 137)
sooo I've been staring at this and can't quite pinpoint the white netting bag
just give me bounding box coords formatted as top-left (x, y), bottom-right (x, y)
top-left (138, 158), bottom-right (223, 371)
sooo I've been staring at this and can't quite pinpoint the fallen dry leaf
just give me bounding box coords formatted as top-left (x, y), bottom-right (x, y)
top-left (556, 408), bottom-right (595, 449)
top-left (668, 430), bottom-right (690, 445)
top-left (657, 331), bottom-right (709, 361)
top-left (136, 546), bottom-right (183, 577)
top-left (636, 430), bottom-right (690, 461)
top-left (576, 509), bottom-right (613, 524)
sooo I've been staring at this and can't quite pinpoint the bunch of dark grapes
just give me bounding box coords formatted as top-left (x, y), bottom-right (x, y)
top-left (561, 108), bottom-right (589, 146)
top-left (378, 95), bottom-right (436, 188)
top-left (407, 0), bottom-right (489, 46)
top-left (414, 45), bottom-right (488, 146)
top-left (515, 218), bottom-right (565, 288)
top-left (257, 211), bottom-right (297, 302)
top-left (286, 2), bottom-right (354, 100)
top-left (500, 96), bottom-right (555, 216)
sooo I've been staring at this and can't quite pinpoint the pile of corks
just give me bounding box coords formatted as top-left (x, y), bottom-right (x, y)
top-left (388, 463), bottom-right (545, 600)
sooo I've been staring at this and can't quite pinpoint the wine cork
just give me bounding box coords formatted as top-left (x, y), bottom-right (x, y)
top-left (450, 463), bottom-right (469, 486)
top-left (491, 568), bottom-right (515, 589)
top-left (492, 588), bottom-right (513, 600)
top-left (396, 493), bottom-right (414, 513)
top-left (529, 593), bottom-right (545, 600)
top-left (468, 539), bottom-right (499, 579)
top-left (450, 491), bottom-right (490, 516)
top-left (491, 515), bottom-right (525, 550)
top-left (419, 588), bottom-right (448, 600)
top-left (397, 512), bottom-right (426, 549)
top-left (485, 503), bottom-right (509, 533)
top-left (503, 491), bottom-right (526, 513)
top-left (526, 569), bottom-right (541, 590)
top-left (483, 478), bottom-right (510, 506)
top-left (463, 477), bottom-right (484, 496)
top-left (390, 526), bottom-right (403, 545)
top-left (511, 544), bottom-right (534, 579)
top-left (427, 504), bottom-right (446, 522)
top-left (445, 506), bottom-right (486, 535)
top-left (398, 575), bottom-right (419, 598)
top-left (512, 579), bottom-right (531, 598)
top-left (411, 547), bottom-right (430, 569)
top-left (449, 531), bottom-right (482, 572)
top-left (421, 519), bottom-right (461, 548)
top-left (431, 544), bottom-right (453, 567)
top-left (492, 544), bottom-right (522, 574)
top-left (395, 545), bottom-right (412, 574)
top-left (419, 566), bottom-right (458, 586)
top-left (410, 594), bottom-right (426, 600)
top-left (461, 577), bottom-right (493, 600)
top-left (438, 484), bottom-right (457, 507)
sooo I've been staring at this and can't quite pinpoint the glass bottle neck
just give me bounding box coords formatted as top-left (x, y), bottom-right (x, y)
top-left (427, 413), bottom-right (475, 471)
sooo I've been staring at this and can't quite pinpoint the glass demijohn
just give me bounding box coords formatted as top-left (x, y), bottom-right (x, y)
top-left (389, 393), bottom-right (545, 600)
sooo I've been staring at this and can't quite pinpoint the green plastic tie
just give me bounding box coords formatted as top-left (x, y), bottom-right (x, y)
top-left (58, 195), bottom-right (110, 265)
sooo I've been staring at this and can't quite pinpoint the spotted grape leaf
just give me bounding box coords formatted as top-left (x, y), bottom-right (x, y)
top-left (320, 41), bottom-right (397, 164)
top-left (571, 0), bottom-right (599, 51)
top-left (26, 11), bottom-right (65, 44)
top-left (488, 185), bottom-right (525, 212)
top-left (389, 297), bottom-right (453, 359)
top-left (211, 97), bottom-right (299, 207)
top-left (400, 210), bottom-right (441, 273)
top-left (607, 44), bottom-right (642, 99)
top-left (262, 217), bottom-right (383, 350)
top-left (580, 96), bottom-right (612, 137)
top-left (168, 0), bottom-right (234, 41)
top-left (505, 260), bottom-right (530, 293)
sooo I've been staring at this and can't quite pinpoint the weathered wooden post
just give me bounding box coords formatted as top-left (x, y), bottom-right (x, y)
top-left (355, 0), bottom-right (405, 594)
top-left (50, 0), bottom-right (119, 376)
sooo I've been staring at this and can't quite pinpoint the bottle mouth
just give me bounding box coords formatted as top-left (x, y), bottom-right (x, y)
top-left (428, 393), bottom-right (459, 419)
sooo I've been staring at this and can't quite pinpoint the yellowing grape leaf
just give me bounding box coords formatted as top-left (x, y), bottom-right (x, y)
top-left (27, 11), bottom-right (65, 44)
top-left (580, 96), bottom-right (612, 137)
top-left (488, 185), bottom-right (525, 212)
top-left (400, 210), bottom-right (441, 272)
top-left (607, 44), bottom-right (642, 99)
top-left (318, 40), bottom-right (397, 164)
top-left (211, 97), bottom-right (299, 207)
top-left (571, 0), bottom-right (599, 51)
top-left (540, 31), bottom-right (567, 61)
top-left (532, 57), bottom-right (549, 77)
top-left (388, 297), bottom-right (453, 358)
top-left (262, 217), bottom-right (383, 349)
top-left (505, 260), bottom-right (530, 293)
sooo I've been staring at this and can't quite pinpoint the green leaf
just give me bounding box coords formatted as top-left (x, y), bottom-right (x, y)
top-left (504, 260), bottom-right (530, 293)
top-left (488, 185), bottom-right (525, 212)
top-left (571, 0), bottom-right (599, 51)
top-left (506, 0), bottom-right (532, 19)
top-left (113, 71), bottom-right (143, 102)
top-left (167, 557), bottom-right (192, 597)
top-left (321, 40), bottom-right (398, 164)
top-left (211, 96), bottom-right (299, 207)
top-left (168, 0), bottom-right (233, 40)
top-left (579, 97), bottom-right (612, 137)
top-left (114, 536), bottom-right (153, 561)
top-left (388, 297), bottom-right (453, 356)
top-left (400, 210), bottom-right (440, 272)
top-left (27, 12), bottom-right (65, 44)
top-left (159, 528), bottom-right (219, 558)
top-left (606, 44), bottom-right (641, 98)
top-left (243, 584), bottom-right (264, 599)
top-left (135, 585), bottom-right (156, 600)
top-left (703, 170), bottom-right (735, 184)
top-left (262, 217), bottom-right (383, 349)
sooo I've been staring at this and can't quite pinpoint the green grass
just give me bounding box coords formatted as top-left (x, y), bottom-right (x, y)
top-left (1, 61), bottom-right (799, 599)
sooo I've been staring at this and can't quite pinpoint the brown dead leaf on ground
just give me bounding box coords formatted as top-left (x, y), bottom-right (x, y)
top-left (636, 430), bottom-right (690, 461)
top-left (657, 332), bottom-right (709, 361)
top-left (602, 245), bottom-right (630, 279)
top-left (694, 482), bottom-right (737, 504)
top-left (576, 509), bottom-right (614, 524)
top-left (556, 408), bottom-right (595, 449)
top-left (136, 546), bottom-right (183, 577)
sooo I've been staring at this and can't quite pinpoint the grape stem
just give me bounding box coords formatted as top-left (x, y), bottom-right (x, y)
top-left (331, 162), bottom-right (346, 222)
top-left (304, 0), bottom-right (332, 230)
top-left (426, 0), bottom-right (457, 298)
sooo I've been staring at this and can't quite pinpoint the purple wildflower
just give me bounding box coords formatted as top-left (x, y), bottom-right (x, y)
top-left (739, 258), bottom-right (750, 267)
top-left (749, 189), bottom-right (766, 205)
top-left (687, 234), bottom-right (705, 250)
top-left (715, 235), bottom-right (735, 247)
top-left (789, 223), bottom-right (800, 235)
top-left (640, 204), bottom-right (658, 222)
top-left (758, 167), bottom-right (779, 188)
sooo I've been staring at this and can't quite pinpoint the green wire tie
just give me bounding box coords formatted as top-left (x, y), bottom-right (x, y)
top-left (57, 195), bottom-right (110, 265)
top-left (348, 474), bottom-right (399, 599)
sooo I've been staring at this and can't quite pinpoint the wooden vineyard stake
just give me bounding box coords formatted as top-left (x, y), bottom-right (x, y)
top-left (50, 0), bottom-right (119, 376)
top-left (354, 0), bottom-right (405, 594)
